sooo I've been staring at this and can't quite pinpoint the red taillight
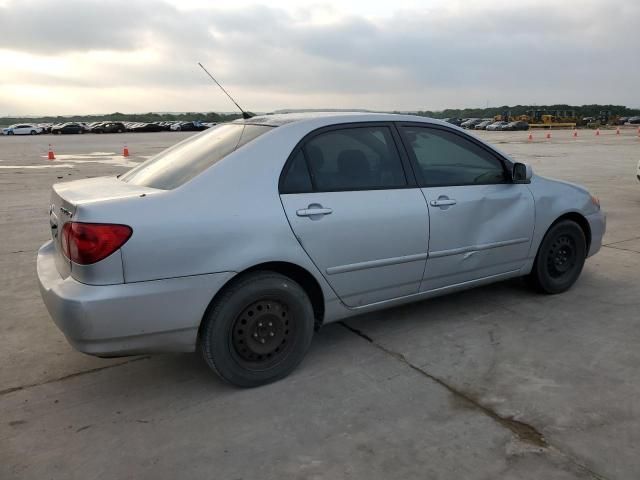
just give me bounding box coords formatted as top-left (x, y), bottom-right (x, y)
top-left (61, 222), bottom-right (132, 265)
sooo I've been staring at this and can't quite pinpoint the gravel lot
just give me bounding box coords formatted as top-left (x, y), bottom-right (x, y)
top-left (1, 128), bottom-right (639, 479)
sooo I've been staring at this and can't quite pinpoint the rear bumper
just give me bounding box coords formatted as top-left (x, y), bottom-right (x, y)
top-left (37, 241), bottom-right (235, 356)
top-left (586, 210), bottom-right (606, 257)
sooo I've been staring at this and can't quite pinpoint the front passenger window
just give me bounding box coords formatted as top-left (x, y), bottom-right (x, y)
top-left (400, 127), bottom-right (506, 187)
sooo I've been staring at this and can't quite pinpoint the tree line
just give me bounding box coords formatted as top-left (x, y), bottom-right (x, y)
top-left (0, 111), bottom-right (245, 126)
top-left (402, 104), bottom-right (640, 119)
top-left (2, 104), bottom-right (639, 126)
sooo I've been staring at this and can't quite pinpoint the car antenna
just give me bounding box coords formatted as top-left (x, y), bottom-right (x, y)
top-left (197, 62), bottom-right (253, 120)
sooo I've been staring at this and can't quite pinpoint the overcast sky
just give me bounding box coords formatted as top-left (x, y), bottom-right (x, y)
top-left (0, 0), bottom-right (638, 115)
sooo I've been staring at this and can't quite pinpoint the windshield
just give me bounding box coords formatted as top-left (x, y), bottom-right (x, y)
top-left (120, 123), bottom-right (273, 189)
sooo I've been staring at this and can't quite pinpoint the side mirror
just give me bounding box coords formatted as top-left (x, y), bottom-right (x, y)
top-left (512, 162), bottom-right (532, 183)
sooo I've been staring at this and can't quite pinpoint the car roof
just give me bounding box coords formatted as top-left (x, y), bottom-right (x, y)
top-left (233, 111), bottom-right (451, 128)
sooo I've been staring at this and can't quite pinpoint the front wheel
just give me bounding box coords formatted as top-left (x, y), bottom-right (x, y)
top-left (199, 271), bottom-right (315, 387)
top-left (529, 220), bottom-right (586, 294)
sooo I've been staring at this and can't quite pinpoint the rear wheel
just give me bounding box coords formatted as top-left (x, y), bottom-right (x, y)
top-left (199, 271), bottom-right (315, 387)
top-left (529, 220), bottom-right (586, 294)
top-left (30, 130), bottom-right (37, 135)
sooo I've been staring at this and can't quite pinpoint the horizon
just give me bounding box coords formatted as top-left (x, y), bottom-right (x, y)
top-left (2, 104), bottom-right (640, 121)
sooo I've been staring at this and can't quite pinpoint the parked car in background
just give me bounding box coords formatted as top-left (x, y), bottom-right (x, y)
top-left (51, 123), bottom-right (85, 134)
top-left (443, 118), bottom-right (463, 127)
top-left (89, 122), bottom-right (107, 133)
top-left (628, 116), bottom-right (640, 125)
top-left (474, 120), bottom-right (493, 130)
top-left (461, 118), bottom-right (483, 129)
top-left (501, 121), bottom-right (530, 131)
top-left (2, 124), bottom-right (43, 135)
top-left (170, 121), bottom-right (209, 132)
top-left (131, 122), bottom-right (164, 133)
top-left (92, 122), bottom-right (127, 133)
top-left (37, 112), bottom-right (605, 387)
top-left (486, 121), bottom-right (509, 131)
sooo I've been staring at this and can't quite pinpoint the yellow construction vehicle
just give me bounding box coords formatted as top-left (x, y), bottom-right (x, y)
top-left (525, 110), bottom-right (576, 128)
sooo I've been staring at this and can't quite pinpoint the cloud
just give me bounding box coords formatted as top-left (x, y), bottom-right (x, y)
top-left (0, 0), bottom-right (639, 114)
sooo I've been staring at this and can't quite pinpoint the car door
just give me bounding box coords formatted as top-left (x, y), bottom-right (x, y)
top-left (397, 124), bottom-right (535, 291)
top-left (280, 123), bottom-right (430, 307)
top-left (15, 125), bottom-right (28, 135)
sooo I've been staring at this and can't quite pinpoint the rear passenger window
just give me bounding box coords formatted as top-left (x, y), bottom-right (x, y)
top-left (400, 126), bottom-right (506, 187)
top-left (303, 127), bottom-right (407, 191)
top-left (280, 150), bottom-right (312, 193)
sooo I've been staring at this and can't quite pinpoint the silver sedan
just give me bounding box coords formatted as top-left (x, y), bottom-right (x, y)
top-left (37, 113), bottom-right (605, 387)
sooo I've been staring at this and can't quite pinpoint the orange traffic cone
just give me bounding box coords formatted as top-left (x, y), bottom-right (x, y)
top-left (637, 127), bottom-right (640, 136)
top-left (616, 127), bottom-right (620, 135)
top-left (546, 132), bottom-right (551, 139)
top-left (528, 133), bottom-right (533, 141)
top-left (47, 144), bottom-right (55, 161)
top-left (123, 144), bottom-right (129, 157)
top-left (573, 129), bottom-right (578, 138)
top-left (596, 128), bottom-right (600, 136)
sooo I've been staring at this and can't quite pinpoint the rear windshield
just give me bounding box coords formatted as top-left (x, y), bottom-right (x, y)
top-left (120, 124), bottom-right (273, 189)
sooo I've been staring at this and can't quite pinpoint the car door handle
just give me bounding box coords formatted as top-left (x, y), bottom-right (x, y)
top-left (430, 199), bottom-right (457, 207)
top-left (296, 206), bottom-right (333, 217)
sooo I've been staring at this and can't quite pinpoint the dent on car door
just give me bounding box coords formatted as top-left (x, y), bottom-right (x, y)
top-left (398, 125), bottom-right (535, 291)
top-left (279, 124), bottom-right (430, 307)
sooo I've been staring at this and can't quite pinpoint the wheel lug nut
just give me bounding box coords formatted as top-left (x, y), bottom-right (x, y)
top-left (258, 322), bottom-right (263, 327)
top-left (269, 332), bottom-right (275, 337)
top-left (260, 339), bottom-right (266, 344)
top-left (253, 333), bottom-right (258, 338)
top-left (268, 322), bottom-right (272, 327)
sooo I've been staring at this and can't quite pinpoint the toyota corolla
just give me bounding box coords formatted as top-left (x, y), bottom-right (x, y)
top-left (37, 113), bottom-right (605, 387)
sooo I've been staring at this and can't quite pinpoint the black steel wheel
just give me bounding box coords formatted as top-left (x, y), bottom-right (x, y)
top-left (230, 299), bottom-right (295, 369)
top-left (529, 220), bottom-right (586, 294)
top-left (546, 234), bottom-right (577, 279)
top-left (199, 271), bottom-right (315, 387)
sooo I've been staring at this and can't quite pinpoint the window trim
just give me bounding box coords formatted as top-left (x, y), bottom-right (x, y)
top-left (395, 122), bottom-right (515, 188)
top-left (278, 122), bottom-right (417, 194)
top-left (279, 147), bottom-right (313, 194)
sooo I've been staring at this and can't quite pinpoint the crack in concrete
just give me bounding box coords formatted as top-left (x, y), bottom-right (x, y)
top-left (339, 322), bottom-right (609, 480)
top-left (602, 244), bottom-right (640, 255)
top-left (602, 236), bottom-right (640, 246)
top-left (0, 249), bottom-right (38, 256)
top-left (0, 356), bottom-right (150, 397)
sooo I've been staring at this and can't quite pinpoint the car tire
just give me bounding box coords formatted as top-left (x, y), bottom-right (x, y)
top-left (529, 220), bottom-right (586, 294)
top-left (199, 271), bottom-right (315, 388)
top-left (7, 131), bottom-right (13, 135)
top-left (30, 130), bottom-right (36, 135)
top-left (78, 129), bottom-right (83, 134)
top-left (118, 129), bottom-right (123, 133)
